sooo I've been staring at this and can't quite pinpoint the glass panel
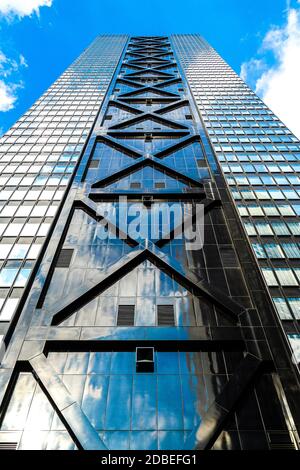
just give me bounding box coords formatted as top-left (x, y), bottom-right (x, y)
top-left (132, 375), bottom-right (157, 430)
top-left (0, 298), bottom-right (19, 321)
top-left (273, 298), bottom-right (292, 320)
top-left (105, 375), bottom-right (132, 430)
top-left (262, 268), bottom-right (278, 286)
top-left (286, 299), bottom-right (300, 320)
top-left (287, 335), bottom-right (300, 363)
top-left (274, 268), bottom-right (298, 287)
top-left (0, 268), bottom-right (18, 287)
top-left (282, 243), bottom-right (300, 259)
top-left (264, 244), bottom-right (284, 259)
top-left (157, 375), bottom-right (183, 430)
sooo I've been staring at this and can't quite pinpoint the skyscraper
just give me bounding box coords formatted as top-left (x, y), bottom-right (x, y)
top-left (0, 34), bottom-right (299, 450)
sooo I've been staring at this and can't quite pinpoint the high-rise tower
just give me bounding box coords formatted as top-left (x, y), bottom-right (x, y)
top-left (0, 35), bottom-right (299, 451)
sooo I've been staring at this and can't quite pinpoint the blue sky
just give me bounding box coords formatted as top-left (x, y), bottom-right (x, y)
top-left (0, 0), bottom-right (300, 137)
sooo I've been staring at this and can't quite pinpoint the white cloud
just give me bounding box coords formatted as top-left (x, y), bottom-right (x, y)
top-left (240, 3), bottom-right (300, 139)
top-left (240, 58), bottom-right (266, 87)
top-left (0, 0), bottom-right (52, 18)
top-left (0, 79), bottom-right (16, 111)
top-left (0, 50), bottom-right (26, 111)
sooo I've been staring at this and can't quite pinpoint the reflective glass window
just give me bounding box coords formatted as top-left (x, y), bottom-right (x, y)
top-left (274, 268), bottom-right (298, 286)
top-left (262, 268), bottom-right (278, 286)
top-left (264, 244), bottom-right (284, 259)
top-left (273, 298), bottom-right (292, 320)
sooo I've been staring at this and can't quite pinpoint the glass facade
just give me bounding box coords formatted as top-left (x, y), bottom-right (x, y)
top-left (172, 33), bottom-right (300, 364)
top-left (0, 35), bottom-right (299, 451)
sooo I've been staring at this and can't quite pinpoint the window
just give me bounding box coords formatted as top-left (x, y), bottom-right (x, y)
top-left (136, 347), bottom-right (154, 373)
top-left (248, 205), bottom-right (264, 216)
top-left (0, 206), bottom-right (17, 217)
top-left (283, 190), bottom-right (299, 199)
top-left (262, 205), bottom-right (279, 216)
top-left (288, 176), bottom-right (300, 184)
top-left (89, 160), bottom-right (99, 169)
top-left (3, 223), bottom-right (23, 237)
top-left (269, 189), bottom-right (284, 200)
top-left (278, 205), bottom-right (295, 216)
top-left (261, 176), bottom-right (275, 185)
top-left (292, 205), bottom-right (300, 216)
top-left (287, 299), bottom-right (300, 319)
top-left (262, 268), bottom-right (278, 286)
top-left (38, 223), bottom-right (50, 236)
top-left (14, 268), bottom-right (31, 287)
top-left (0, 441), bottom-right (18, 451)
top-left (248, 176), bottom-right (262, 185)
top-left (0, 245), bottom-right (12, 259)
top-left (237, 205), bottom-right (248, 216)
top-left (287, 334), bottom-right (300, 363)
top-left (235, 176), bottom-right (248, 185)
top-left (293, 268), bottom-right (300, 283)
top-left (0, 224), bottom-right (8, 236)
top-left (197, 159), bottom-right (207, 168)
top-left (8, 244), bottom-right (29, 259)
top-left (274, 268), bottom-right (298, 286)
top-left (15, 205), bottom-right (32, 217)
top-left (241, 189), bottom-right (255, 199)
top-left (274, 176), bottom-right (288, 185)
top-left (155, 182), bottom-right (166, 189)
top-left (117, 305), bottom-right (135, 326)
top-left (244, 221), bottom-right (256, 236)
top-left (27, 244), bottom-right (41, 259)
top-left (255, 189), bottom-right (270, 200)
top-left (231, 189), bottom-right (241, 200)
top-left (0, 294), bottom-right (19, 322)
top-left (264, 244), bottom-right (284, 259)
top-left (31, 206), bottom-right (48, 217)
top-left (0, 268), bottom-right (18, 287)
top-left (157, 305), bottom-right (175, 326)
top-left (130, 182), bottom-right (141, 189)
